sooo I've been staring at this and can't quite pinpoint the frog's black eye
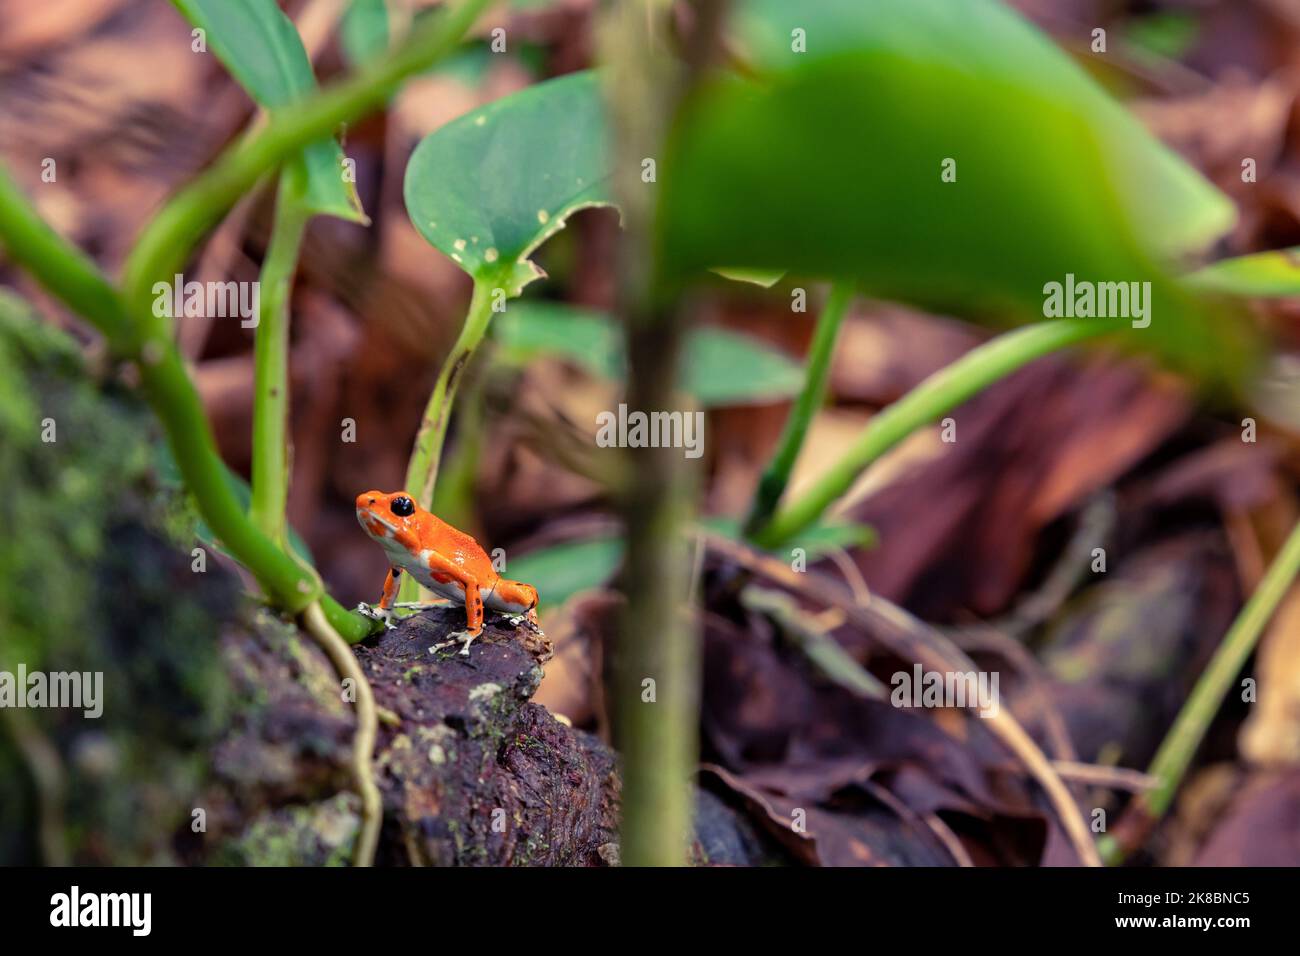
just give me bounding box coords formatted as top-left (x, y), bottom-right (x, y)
top-left (390, 495), bottom-right (415, 517)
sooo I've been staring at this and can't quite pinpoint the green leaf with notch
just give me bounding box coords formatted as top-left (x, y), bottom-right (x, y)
top-left (173, 0), bottom-right (365, 223)
top-left (404, 70), bottom-right (614, 297)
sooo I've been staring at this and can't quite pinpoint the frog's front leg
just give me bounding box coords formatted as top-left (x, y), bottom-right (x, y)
top-left (356, 567), bottom-right (402, 629)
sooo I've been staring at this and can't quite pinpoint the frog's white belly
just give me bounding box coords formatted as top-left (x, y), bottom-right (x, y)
top-left (378, 542), bottom-right (461, 596)
top-left (412, 564), bottom-right (469, 603)
top-left (382, 543), bottom-right (520, 611)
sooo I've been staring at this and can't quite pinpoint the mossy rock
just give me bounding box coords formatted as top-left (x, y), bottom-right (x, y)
top-left (0, 295), bottom-right (237, 864)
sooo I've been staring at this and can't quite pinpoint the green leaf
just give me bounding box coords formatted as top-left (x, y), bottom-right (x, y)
top-left (507, 535), bottom-right (623, 610)
top-left (713, 267), bottom-right (787, 288)
top-left (507, 518), bottom-right (873, 612)
top-left (340, 0), bottom-right (389, 66)
top-left (493, 301), bottom-right (804, 406)
top-left (702, 516), bottom-right (876, 557)
top-left (1185, 248), bottom-right (1300, 298)
top-left (494, 301), bottom-right (621, 378)
top-left (683, 327), bottom-right (804, 406)
top-left (404, 70), bottom-right (614, 297)
top-left (173, 0), bottom-right (365, 223)
top-left (659, 0), bottom-right (1254, 386)
top-left (729, 0), bottom-right (1231, 259)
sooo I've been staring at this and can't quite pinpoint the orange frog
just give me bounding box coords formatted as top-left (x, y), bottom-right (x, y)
top-left (355, 490), bottom-right (539, 654)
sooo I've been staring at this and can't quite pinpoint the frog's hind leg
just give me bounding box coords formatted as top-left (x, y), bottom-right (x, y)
top-left (488, 579), bottom-right (538, 614)
top-left (484, 578), bottom-right (540, 629)
top-left (429, 582), bottom-right (484, 656)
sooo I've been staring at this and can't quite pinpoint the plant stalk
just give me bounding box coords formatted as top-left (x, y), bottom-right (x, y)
top-left (751, 318), bottom-right (1116, 548)
top-left (250, 177), bottom-right (310, 546)
top-left (397, 280), bottom-right (496, 603)
top-left (598, 0), bottom-right (726, 867)
top-left (0, 169), bottom-right (131, 344)
top-left (430, 369), bottom-right (487, 532)
top-left (404, 279), bottom-right (495, 507)
top-left (743, 281), bottom-right (853, 537)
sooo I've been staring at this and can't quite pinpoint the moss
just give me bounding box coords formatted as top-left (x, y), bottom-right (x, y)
top-left (513, 733), bottom-right (547, 757)
top-left (282, 622), bottom-right (350, 715)
top-left (515, 829), bottom-right (551, 867)
top-left (217, 794), bottom-right (359, 866)
top-left (0, 296), bottom-right (142, 670)
top-left (0, 298), bottom-right (240, 864)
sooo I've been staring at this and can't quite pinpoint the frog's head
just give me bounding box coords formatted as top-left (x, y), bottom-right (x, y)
top-left (356, 490), bottom-right (421, 549)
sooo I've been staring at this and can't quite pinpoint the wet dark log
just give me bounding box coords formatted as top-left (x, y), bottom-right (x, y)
top-left (204, 609), bottom-right (781, 865)
top-left (355, 610), bottom-right (619, 866)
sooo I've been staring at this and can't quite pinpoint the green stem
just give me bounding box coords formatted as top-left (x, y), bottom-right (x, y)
top-left (118, 0), bottom-right (484, 641)
top-left (397, 279), bottom-right (496, 603)
top-left (430, 370), bottom-right (487, 532)
top-left (0, 167), bottom-right (323, 614)
top-left (121, 0), bottom-right (491, 343)
top-left (600, 0), bottom-right (719, 868)
top-left (1101, 517), bottom-right (1300, 865)
top-left (7, 1), bottom-right (488, 636)
top-left (0, 169), bottom-right (131, 345)
top-left (136, 343), bottom-right (370, 637)
top-left (751, 318), bottom-right (1116, 548)
top-left (742, 282), bottom-right (852, 537)
top-left (404, 280), bottom-right (495, 504)
top-left (0, 158), bottom-right (373, 643)
top-left (250, 177), bottom-right (310, 546)
top-left (0, 168), bottom-right (317, 603)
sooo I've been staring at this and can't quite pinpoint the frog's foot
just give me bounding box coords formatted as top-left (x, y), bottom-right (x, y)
top-left (355, 602), bottom-right (396, 630)
top-left (430, 629), bottom-right (479, 656)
